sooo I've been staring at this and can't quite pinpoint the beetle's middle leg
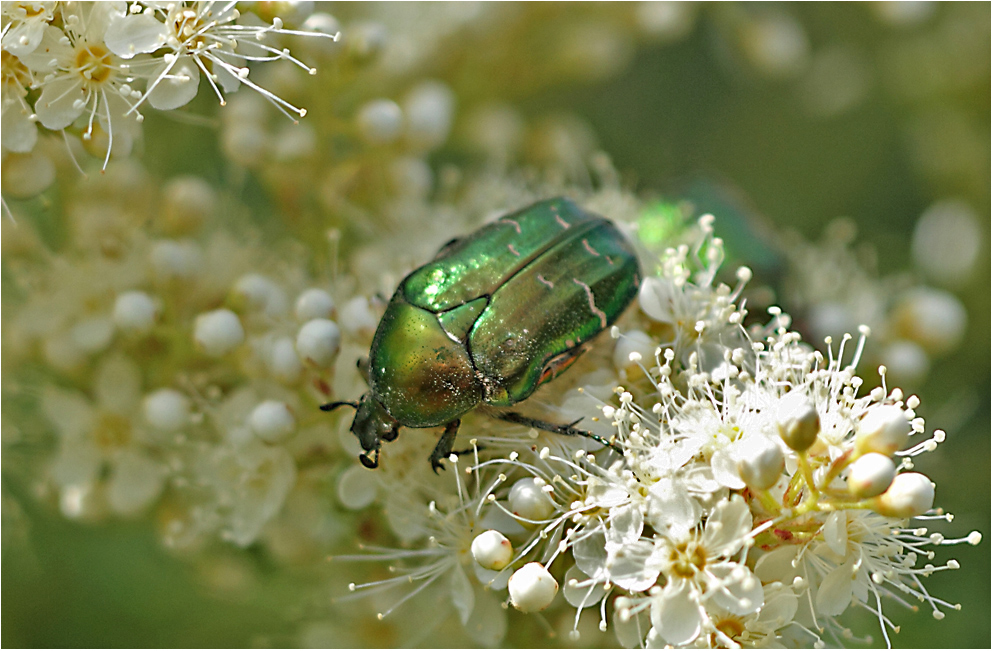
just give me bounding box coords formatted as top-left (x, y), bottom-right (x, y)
top-left (492, 411), bottom-right (622, 455)
top-left (429, 418), bottom-right (461, 473)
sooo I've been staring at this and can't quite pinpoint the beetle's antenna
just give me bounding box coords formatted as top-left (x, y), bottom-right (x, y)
top-left (320, 401), bottom-right (358, 412)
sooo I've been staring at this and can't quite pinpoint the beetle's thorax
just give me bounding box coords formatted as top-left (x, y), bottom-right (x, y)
top-left (368, 293), bottom-right (484, 428)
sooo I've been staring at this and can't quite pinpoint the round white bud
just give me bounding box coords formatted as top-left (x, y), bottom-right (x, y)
top-left (150, 239), bottom-right (202, 282)
top-left (892, 287), bottom-right (967, 355)
top-left (612, 329), bottom-right (657, 374)
top-left (471, 530), bottom-right (513, 571)
top-left (221, 122), bottom-right (270, 167)
top-left (356, 99), bottom-right (403, 145)
top-left (268, 336), bottom-right (303, 384)
top-left (508, 477), bottom-right (554, 522)
top-left (873, 472), bottom-right (934, 517)
top-left (847, 452), bottom-right (896, 498)
top-left (856, 405), bottom-right (910, 455)
top-left (338, 296), bottom-right (379, 338)
top-left (249, 400), bottom-right (296, 443)
top-left (296, 318), bottom-right (341, 367)
top-left (114, 291), bottom-right (159, 334)
top-left (776, 392), bottom-right (820, 451)
top-left (403, 81), bottom-right (455, 151)
top-left (194, 309), bottom-right (245, 357)
top-left (160, 175), bottom-right (216, 235)
top-left (508, 562), bottom-right (558, 613)
top-left (736, 436), bottom-right (785, 490)
top-left (71, 317), bottom-right (114, 354)
top-left (345, 21), bottom-right (388, 62)
top-left (232, 274), bottom-right (288, 317)
top-left (143, 388), bottom-right (191, 432)
top-left (299, 13), bottom-right (342, 58)
top-left (295, 288), bottom-right (336, 322)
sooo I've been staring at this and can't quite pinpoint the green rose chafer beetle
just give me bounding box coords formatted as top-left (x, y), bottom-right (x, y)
top-left (324, 197), bottom-right (641, 471)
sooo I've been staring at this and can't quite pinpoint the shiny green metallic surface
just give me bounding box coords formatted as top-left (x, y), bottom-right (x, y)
top-left (353, 197), bottom-right (641, 468)
top-left (370, 298), bottom-right (481, 427)
top-left (469, 216), bottom-right (640, 405)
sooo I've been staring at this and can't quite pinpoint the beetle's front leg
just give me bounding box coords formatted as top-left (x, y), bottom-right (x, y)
top-left (429, 419), bottom-right (461, 473)
top-left (492, 411), bottom-right (623, 455)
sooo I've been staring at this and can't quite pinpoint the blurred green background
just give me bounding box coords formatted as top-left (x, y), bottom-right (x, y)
top-left (3, 2), bottom-right (989, 648)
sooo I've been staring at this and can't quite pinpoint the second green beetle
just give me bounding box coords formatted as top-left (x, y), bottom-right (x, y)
top-left (325, 198), bottom-right (642, 470)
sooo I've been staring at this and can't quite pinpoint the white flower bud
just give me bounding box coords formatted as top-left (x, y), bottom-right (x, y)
top-left (338, 296), bottom-right (379, 338)
top-left (356, 99), bottom-right (403, 145)
top-left (194, 309), bottom-right (245, 356)
top-left (873, 472), bottom-right (934, 517)
top-left (161, 175), bottom-right (216, 235)
top-left (508, 477), bottom-right (554, 522)
top-left (612, 329), bottom-right (657, 374)
top-left (847, 452), bottom-right (896, 498)
top-left (232, 274), bottom-right (288, 317)
top-left (856, 404), bottom-right (910, 455)
top-left (336, 464), bottom-right (378, 510)
top-left (150, 239), bottom-right (202, 282)
top-left (736, 436), bottom-right (785, 490)
top-left (71, 317), bottom-right (114, 354)
top-left (296, 318), bottom-right (341, 367)
top-left (508, 562), bottom-right (558, 613)
top-left (911, 199), bottom-right (982, 288)
top-left (249, 400), bottom-right (296, 443)
top-left (299, 13), bottom-right (342, 58)
top-left (892, 287), bottom-right (967, 355)
top-left (387, 157), bottom-right (433, 198)
top-left (345, 21), bottom-right (387, 61)
top-left (776, 392), bottom-right (820, 451)
top-left (403, 81), bottom-right (455, 151)
top-left (114, 291), bottom-right (158, 334)
top-left (268, 336), bottom-right (303, 384)
top-left (221, 122), bottom-right (270, 167)
top-left (295, 288), bottom-right (335, 322)
top-left (471, 530), bottom-right (513, 571)
top-left (143, 388), bottom-right (191, 432)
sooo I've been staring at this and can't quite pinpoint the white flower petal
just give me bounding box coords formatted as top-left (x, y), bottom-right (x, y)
top-left (41, 386), bottom-right (95, 440)
top-left (107, 450), bottom-right (165, 515)
top-left (651, 580), bottom-right (703, 646)
top-left (94, 353), bottom-right (142, 414)
top-left (647, 477), bottom-right (702, 538)
top-left (814, 561), bottom-right (854, 617)
top-left (823, 511), bottom-right (849, 558)
top-left (563, 565), bottom-right (607, 609)
top-left (1, 98), bottom-right (39, 153)
top-left (104, 13), bottom-right (169, 57)
top-left (702, 496), bottom-right (752, 556)
top-left (449, 562), bottom-right (475, 626)
top-left (711, 447), bottom-right (746, 489)
top-left (146, 57), bottom-right (200, 111)
top-left (35, 76), bottom-right (85, 130)
top-left (605, 539), bottom-right (659, 592)
top-left (707, 562), bottom-right (764, 616)
top-left (574, 530), bottom-right (609, 579)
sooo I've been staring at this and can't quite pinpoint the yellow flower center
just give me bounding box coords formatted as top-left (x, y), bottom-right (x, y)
top-left (74, 43), bottom-right (114, 85)
top-left (669, 539), bottom-right (707, 578)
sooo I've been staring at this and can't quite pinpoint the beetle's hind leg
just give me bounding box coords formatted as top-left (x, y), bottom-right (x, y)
top-left (492, 411), bottom-right (622, 455)
top-left (429, 419), bottom-right (462, 473)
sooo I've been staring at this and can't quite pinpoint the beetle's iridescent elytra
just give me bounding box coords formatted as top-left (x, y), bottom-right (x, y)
top-left (324, 197), bottom-right (641, 470)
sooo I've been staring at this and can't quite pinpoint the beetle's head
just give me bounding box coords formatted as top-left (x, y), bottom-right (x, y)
top-left (321, 393), bottom-right (399, 469)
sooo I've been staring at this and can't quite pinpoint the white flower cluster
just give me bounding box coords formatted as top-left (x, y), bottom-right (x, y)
top-left (339, 217), bottom-right (979, 648)
top-left (5, 162), bottom-right (362, 554)
top-left (1, 0), bottom-right (337, 173)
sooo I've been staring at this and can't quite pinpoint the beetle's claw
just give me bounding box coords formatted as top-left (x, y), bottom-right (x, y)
top-left (359, 450), bottom-right (379, 469)
top-left (430, 455), bottom-right (446, 474)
